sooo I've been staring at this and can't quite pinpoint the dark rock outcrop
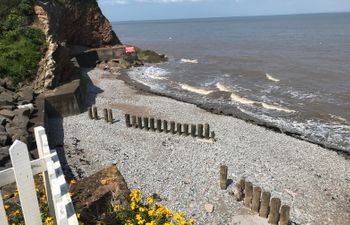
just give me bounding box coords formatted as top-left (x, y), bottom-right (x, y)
top-left (71, 165), bottom-right (130, 224)
top-left (0, 79), bottom-right (35, 168)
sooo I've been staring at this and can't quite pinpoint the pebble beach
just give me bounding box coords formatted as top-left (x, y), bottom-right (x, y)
top-left (49, 68), bottom-right (350, 225)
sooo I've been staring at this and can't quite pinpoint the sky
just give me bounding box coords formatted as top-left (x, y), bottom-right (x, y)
top-left (98, 0), bottom-right (350, 22)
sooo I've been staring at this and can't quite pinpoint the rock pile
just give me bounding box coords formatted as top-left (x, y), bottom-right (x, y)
top-left (0, 78), bottom-right (35, 168)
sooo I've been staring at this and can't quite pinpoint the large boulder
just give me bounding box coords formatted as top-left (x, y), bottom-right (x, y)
top-left (137, 49), bottom-right (168, 63)
top-left (17, 86), bottom-right (34, 103)
top-left (71, 165), bottom-right (130, 224)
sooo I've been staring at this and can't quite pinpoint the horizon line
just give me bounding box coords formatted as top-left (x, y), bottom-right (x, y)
top-left (110, 10), bottom-right (350, 23)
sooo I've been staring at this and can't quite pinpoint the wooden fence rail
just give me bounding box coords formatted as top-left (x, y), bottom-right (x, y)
top-left (124, 114), bottom-right (216, 140)
top-left (234, 177), bottom-right (291, 225)
top-left (0, 126), bottom-right (78, 225)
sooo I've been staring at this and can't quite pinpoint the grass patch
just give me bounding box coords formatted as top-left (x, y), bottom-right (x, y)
top-left (0, 0), bottom-right (46, 85)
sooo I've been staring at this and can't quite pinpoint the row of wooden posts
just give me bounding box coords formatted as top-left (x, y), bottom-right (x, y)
top-left (88, 106), bottom-right (114, 123)
top-left (219, 166), bottom-right (290, 225)
top-left (125, 114), bottom-right (215, 139)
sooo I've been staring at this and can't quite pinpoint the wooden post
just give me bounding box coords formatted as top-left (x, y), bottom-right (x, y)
top-left (163, 120), bottom-right (168, 133)
top-left (92, 106), bottom-right (98, 119)
top-left (132, 115), bottom-right (137, 128)
top-left (150, 118), bottom-right (155, 131)
top-left (268, 198), bottom-right (281, 225)
top-left (170, 121), bottom-right (176, 134)
top-left (243, 181), bottom-right (253, 208)
top-left (279, 205), bottom-right (290, 225)
top-left (204, 123), bottom-right (210, 139)
top-left (219, 165), bottom-right (228, 190)
top-left (259, 191), bottom-right (271, 218)
top-left (103, 108), bottom-right (108, 123)
top-left (156, 119), bottom-right (162, 132)
top-left (137, 117), bottom-right (143, 129)
top-left (176, 123), bottom-right (182, 135)
top-left (211, 131), bottom-right (216, 140)
top-left (183, 124), bottom-right (189, 136)
top-left (125, 114), bottom-right (131, 127)
top-left (252, 186), bottom-right (262, 212)
top-left (191, 124), bottom-right (196, 137)
top-left (88, 107), bottom-right (93, 119)
top-left (235, 177), bottom-right (245, 201)
top-left (108, 109), bottom-right (113, 124)
top-left (143, 117), bottom-right (149, 130)
top-left (197, 124), bottom-right (204, 138)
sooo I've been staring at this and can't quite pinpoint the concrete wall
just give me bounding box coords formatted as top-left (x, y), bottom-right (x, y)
top-left (45, 79), bottom-right (83, 118)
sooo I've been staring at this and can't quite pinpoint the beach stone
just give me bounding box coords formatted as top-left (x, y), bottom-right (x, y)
top-left (0, 131), bottom-right (9, 146)
top-left (0, 146), bottom-right (10, 167)
top-left (0, 116), bottom-right (7, 126)
top-left (0, 109), bottom-right (15, 120)
top-left (205, 203), bottom-right (214, 213)
top-left (71, 165), bottom-right (130, 224)
top-left (18, 86), bottom-right (34, 102)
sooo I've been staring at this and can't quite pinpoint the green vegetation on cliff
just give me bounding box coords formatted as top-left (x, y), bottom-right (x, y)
top-left (0, 0), bottom-right (45, 84)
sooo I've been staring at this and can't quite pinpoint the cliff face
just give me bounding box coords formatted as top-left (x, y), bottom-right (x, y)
top-left (32, 0), bottom-right (121, 90)
top-left (61, 0), bottom-right (121, 47)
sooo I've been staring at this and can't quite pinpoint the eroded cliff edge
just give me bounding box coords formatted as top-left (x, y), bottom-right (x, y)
top-left (32, 0), bottom-right (121, 91)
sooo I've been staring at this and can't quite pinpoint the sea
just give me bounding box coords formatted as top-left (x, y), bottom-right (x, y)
top-left (112, 13), bottom-right (350, 153)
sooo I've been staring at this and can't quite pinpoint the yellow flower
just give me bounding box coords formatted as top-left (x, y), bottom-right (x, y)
top-left (146, 197), bottom-right (154, 205)
top-left (130, 189), bottom-right (141, 203)
top-left (175, 213), bottom-right (185, 221)
top-left (14, 191), bottom-right (18, 197)
top-left (45, 217), bottom-right (54, 223)
top-left (179, 221), bottom-right (187, 225)
top-left (14, 209), bottom-right (20, 215)
top-left (4, 204), bottom-right (10, 210)
top-left (164, 223), bottom-right (174, 225)
top-left (139, 207), bottom-right (145, 212)
top-left (145, 221), bottom-right (156, 225)
top-left (131, 201), bottom-right (139, 210)
top-left (70, 179), bottom-right (77, 185)
top-left (77, 213), bottom-right (81, 219)
top-left (188, 218), bottom-right (195, 224)
top-left (113, 204), bottom-right (122, 212)
top-left (3, 194), bottom-right (9, 199)
top-left (148, 209), bottom-right (155, 217)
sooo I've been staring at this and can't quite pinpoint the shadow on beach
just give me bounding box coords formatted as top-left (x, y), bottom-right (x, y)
top-left (46, 68), bottom-right (104, 180)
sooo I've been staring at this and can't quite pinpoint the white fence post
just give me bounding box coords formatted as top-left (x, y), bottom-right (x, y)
top-left (34, 126), bottom-right (55, 219)
top-left (10, 140), bottom-right (42, 225)
top-left (0, 190), bottom-right (9, 225)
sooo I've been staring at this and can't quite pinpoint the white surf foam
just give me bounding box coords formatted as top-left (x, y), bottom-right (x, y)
top-left (266, 73), bottom-right (280, 82)
top-left (180, 58), bottom-right (199, 64)
top-left (143, 66), bottom-right (169, 80)
top-left (329, 114), bottom-right (348, 123)
top-left (216, 82), bottom-right (232, 92)
top-left (230, 93), bottom-right (295, 113)
top-left (180, 84), bottom-right (214, 95)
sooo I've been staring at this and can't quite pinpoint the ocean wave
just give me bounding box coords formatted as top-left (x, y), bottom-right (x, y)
top-left (180, 84), bottom-right (214, 95)
top-left (216, 82), bottom-right (233, 92)
top-left (230, 93), bottom-right (295, 113)
top-left (329, 114), bottom-right (348, 123)
top-left (143, 66), bottom-right (169, 80)
top-left (180, 59), bottom-right (199, 64)
top-left (266, 73), bottom-right (280, 82)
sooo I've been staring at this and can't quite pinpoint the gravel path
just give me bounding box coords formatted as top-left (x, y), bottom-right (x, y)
top-left (49, 68), bottom-right (350, 225)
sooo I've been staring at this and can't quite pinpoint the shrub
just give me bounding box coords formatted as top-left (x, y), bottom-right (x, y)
top-left (0, 0), bottom-right (46, 85)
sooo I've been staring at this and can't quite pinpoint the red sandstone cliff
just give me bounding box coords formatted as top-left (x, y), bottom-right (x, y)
top-left (33, 0), bottom-right (121, 90)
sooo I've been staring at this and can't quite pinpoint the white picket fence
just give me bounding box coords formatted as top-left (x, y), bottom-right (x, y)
top-left (0, 126), bottom-right (79, 225)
